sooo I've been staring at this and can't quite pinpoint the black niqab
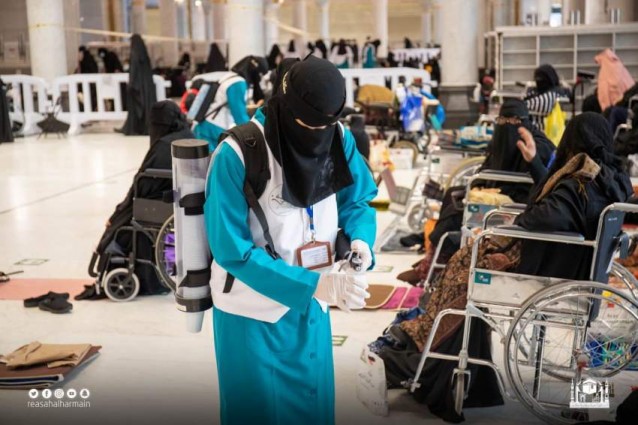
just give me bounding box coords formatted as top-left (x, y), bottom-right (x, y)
top-left (98, 48), bottom-right (124, 73)
top-left (78, 46), bottom-right (98, 73)
top-left (314, 40), bottom-right (328, 59)
top-left (337, 39), bottom-right (347, 55)
top-left (205, 43), bottom-right (227, 72)
top-left (264, 56), bottom-right (353, 208)
top-left (149, 100), bottom-right (189, 146)
top-left (1, 78), bottom-right (13, 143)
top-left (231, 56), bottom-right (268, 103)
top-left (534, 64), bottom-right (560, 94)
top-left (267, 44), bottom-right (283, 69)
top-left (119, 34), bottom-right (157, 136)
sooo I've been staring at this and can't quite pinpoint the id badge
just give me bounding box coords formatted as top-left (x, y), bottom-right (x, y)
top-left (296, 241), bottom-right (333, 270)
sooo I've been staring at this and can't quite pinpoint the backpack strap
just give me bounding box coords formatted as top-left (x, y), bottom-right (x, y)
top-left (218, 121), bottom-right (279, 293)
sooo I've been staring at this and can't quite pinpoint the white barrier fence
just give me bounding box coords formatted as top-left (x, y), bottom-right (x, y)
top-left (2, 73), bottom-right (170, 135)
top-left (50, 73), bottom-right (169, 135)
top-left (190, 67), bottom-right (433, 108)
top-left (2, 74), bottom-right (49, 136)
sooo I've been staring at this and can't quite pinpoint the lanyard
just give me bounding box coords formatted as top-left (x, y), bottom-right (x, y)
top-left (306, 206), bottom-right (316, 242)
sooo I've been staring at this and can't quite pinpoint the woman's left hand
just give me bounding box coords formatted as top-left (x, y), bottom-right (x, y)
top-left (516, 127), bottom-right (536, 163)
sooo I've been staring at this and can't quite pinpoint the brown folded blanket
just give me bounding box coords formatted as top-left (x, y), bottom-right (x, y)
top-left (0, 342), bottom-right (92, 369)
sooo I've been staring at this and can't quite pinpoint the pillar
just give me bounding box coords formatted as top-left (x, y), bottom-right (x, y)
top-left (130, 0), bottom-right (147, 34)
top-left (227, 0), bottom-right (263, 66)
top-left (491, 0), bottom-right (511, 28)
top-left (264, 0), bottom-right (280, 52)
top-left (191, 0), bottom-right (207, 41)
top-left (432, 0), bottom-right (443, 45)
top-left (212, 1), bottom-right (227, 42)
top-left (477, 0), bottom-right (487, 68)
top-left (293, 0), bottom-right (308, 57)
top-left (584, 0), bottom-right (607, 24)
top-left (203, 1), bottom-right (214, 41)
top-left (421, 0), bottom-right (432, 46)
top-left (316, 0), bottom-right (330, 44)
top-left (372, 0), bottom-right (388, 58)
top-left (64, 0), bottom-right (81, 73)
top-left (26, 0), bottom-right (68, 80)
top-left (160, 0), bottom-right (179, 66)
top-left (439, 0), bottom-right (479, 85)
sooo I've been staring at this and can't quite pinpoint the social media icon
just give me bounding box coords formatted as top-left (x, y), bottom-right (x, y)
top-left (42, 389), bottom-right (52, 399)
top-left (67, 389), bottom-right (77, 399)
top-left (28, 389), bottom-right (39, 399)
top-left (79, 388), bottom-right (90, 399)
top-left (54, 389), bottom-right (64, 399)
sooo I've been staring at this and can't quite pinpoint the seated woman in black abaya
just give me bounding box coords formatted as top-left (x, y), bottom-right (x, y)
top-left (374, 113), bottom-right (633, 422)
top-left (79, 101), bottom-right (194, 300)
top-left (399, 99), bottom-right (555, 284)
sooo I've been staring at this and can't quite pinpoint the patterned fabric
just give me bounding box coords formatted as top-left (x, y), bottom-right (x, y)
top-left (400, 237), bottom-right (521, 352)
top-left (535, 153), bottom-right (600, 202)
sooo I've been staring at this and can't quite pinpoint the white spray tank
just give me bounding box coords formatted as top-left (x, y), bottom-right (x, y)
top-left (171, 139), bottom-right (212, 333)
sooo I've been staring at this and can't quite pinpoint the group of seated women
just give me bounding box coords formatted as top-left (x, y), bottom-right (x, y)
top-left (372, 98), bottom-right (634, 421)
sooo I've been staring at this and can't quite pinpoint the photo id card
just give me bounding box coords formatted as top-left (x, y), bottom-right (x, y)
top-left (296, 241), bottom-right (333, 270)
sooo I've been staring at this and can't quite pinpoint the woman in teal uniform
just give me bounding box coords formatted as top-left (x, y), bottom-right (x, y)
top-left (205, 57), bottom-right (377, 425)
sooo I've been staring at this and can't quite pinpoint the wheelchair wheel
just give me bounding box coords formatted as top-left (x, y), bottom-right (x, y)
top-left (610, 262), bottom-right (638, 300)
top-left (407, 205), bottom-right (428, 233)
top-left (505, 282), bottom-right (638, 424)
top-left (103, 268), bottom-right (140, 302)
top-left (443, 156), bottom-right (485, 190)
top-left (155, 215), bottom-right (177, 292)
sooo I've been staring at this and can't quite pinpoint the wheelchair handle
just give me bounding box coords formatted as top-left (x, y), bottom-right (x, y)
top-left (88, 251), bottom-right (99, 278)
top-left (606, 202), bottom-right (638, 215)
top-left (469, 171), bottom-right (534, 185)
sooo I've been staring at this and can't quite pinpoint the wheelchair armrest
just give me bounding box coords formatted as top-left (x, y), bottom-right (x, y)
top-left (138, 168), bottom-right (172, 179)
top-left (500, 203), bottom-right (527, 212)
top-left (607, 202), bottom-right (638, 215)
top-left (484, 225), bottom-right (589, 245)
top-left (470, 170), bottom-right (534, 185)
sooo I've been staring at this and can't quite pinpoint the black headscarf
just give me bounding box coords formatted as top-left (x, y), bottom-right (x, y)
top-left (404, 37), bottom-right (414, 49)
top-left (543, 112), bottom-right (632, 201)
top-left (78, 46), bottom-right (98, 73)
top-left (337, 39), bottom-right (347, 55)
top-left (482, 99), bottom-right (555, 173)
top-left (315, 40), bottom-right (328, 59)
top-left (119, 34), bottom-right (157, 136)
top-left (534, 64), bottom-right (560, 94)
top-left (1, 78), bottom-right (13, 143)
top-left (98, 48), bottom-right (123, 73)
top-left (264, 56), bottom-right (353, 208)
top-left (287, 40), bottom-right (296, 54)
top-left (149, 100), bottom-right (189, 146)
top-left (267, 44), bottom-right (283, 69)
top-left (231, 56), bottom-right (268, 103)
top-left (205, 43), bottom-right (227, 72)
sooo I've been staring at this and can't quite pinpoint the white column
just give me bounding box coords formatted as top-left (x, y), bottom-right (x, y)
top-left (264, 0), bottom-right (281, 52)
top-left (160, 0), bottom-right (179, 66)
top-left (203, 1), bottom-right (214, 41)
top-left (421, 0), bottom-right (432, 46)
top-left (439, 0), bottom-right (479, 85)
top-left (191, 0), bottom-right (207, 41)
top-left (212, 1), bottom-right (227, 42)
top-left (584, 0), bottom-right (607, 24)
top-left (372, 0), bottom-right (388, 58)
top-left (227, 0), bottom-right (264, 66)
top-left (477, 0), bottom-right (487, 68)
top-left (293, 0), bottom-right (308, 57)
top-left (26, 0), bottom-right (68, 81)
top-left (491, 0), bottom-right (511, 29)
top-left (432, 0), bottom-right (443, 45)
top-left (316, 0), bottom-right (330, 44)
top-left (64, 0), bottom-right (81, 73)
top-left (130, 0), bottom-right (147, 34)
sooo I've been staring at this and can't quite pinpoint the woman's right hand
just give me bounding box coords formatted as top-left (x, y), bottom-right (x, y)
top-left (516, 126), bottom-right (536, 163)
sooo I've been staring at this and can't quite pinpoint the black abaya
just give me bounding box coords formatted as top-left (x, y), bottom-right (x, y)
top-left (205, 43), bottom-right (227, 72)
top-left (119, 34), bottom-right (157, 135)
top-left (0, 78), bottom-right (13, 143)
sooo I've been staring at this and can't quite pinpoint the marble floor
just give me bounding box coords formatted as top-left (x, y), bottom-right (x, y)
top-left (0, 130), bottom-right (546, 425)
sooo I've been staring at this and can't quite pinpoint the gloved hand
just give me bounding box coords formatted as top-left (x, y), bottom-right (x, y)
top-left (315, 269), bottom-right (370, 312)
top-left (351, 240), bottom-right (373, 272)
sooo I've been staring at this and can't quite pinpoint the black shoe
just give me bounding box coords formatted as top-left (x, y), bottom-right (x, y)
top-left (24, 292), bottom-right (69, 308)
top-left (38, 294), bottom-right (73, 314)
top-left (74, 283), bottom-right (107, 301)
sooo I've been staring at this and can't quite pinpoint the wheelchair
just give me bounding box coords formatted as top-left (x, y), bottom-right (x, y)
top-left (405, 200), bottom-right (638, 424)
top-left (88, 169), bottom-right (177, 302)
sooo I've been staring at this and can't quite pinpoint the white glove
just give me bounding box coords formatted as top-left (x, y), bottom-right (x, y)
top-left (351, 240), bottom-right (373, 272)
top-left (315, 270), bottom-right (370, 312)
